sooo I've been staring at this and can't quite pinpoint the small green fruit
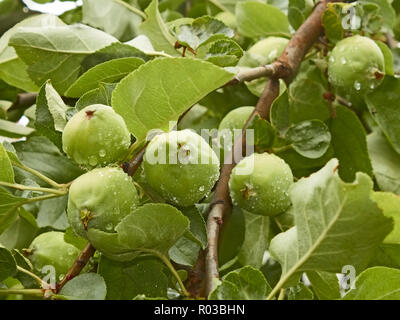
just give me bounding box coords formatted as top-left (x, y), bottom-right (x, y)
top-left (28, 231), bottom-right (80, 277)
top-left (143, 130), bottom-right (220, 207)
top-left (219, 106), bottom-right (255, 132)
top-left (218, 106), bottom-right (255, 161)
top-left (328, 35), bottom-right (385, 94)
top-left (229, 153), bottom-right (293, 216)
top-left (67, 167), bottom-right (139, 238)
top-left (240, 37), bottom-right (289, 68)
top-left (62, 104), bottom-right (131, 168)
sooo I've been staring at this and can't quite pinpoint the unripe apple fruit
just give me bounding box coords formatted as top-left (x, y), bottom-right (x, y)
top-left (143, 130), bottom-right (220, 207)
top-left (229, 153), bottom-right (293, 216)
top-left (328, 35), bottom-right (385, 94)
top-left (62, 104), bottom-right (131, 168)
top-left (218, 106), bottom-right (255, 161)
top-left (67, 167), bottom-right (139, 239)
top-left (240, 37), bottom-right (289, 68)
top-left (28, 231), bottom-right (80, 278)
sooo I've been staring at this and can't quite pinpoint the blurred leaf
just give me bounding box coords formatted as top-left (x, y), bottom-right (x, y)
top-left (235, 2), bottom-right (290, 38)
top-left (82, 0), bottom-right (143, 41)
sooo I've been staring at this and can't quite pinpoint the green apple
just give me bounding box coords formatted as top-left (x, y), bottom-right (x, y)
top-left (328, 35), bottom-right (385, 94)
top-left (62, 104), bottom-right (131, 168)
top-left (229, 153), bottom-right (293, 216)
top-left (143, 130), bottom-right (220, 207)
top-left (28, 232), bottom-right (80, 278)
top-left (67, 167), bottom-right (139, 239)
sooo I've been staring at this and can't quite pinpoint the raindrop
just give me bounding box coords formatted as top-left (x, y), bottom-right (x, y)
top-left (354, 81), bottom-right (361, 91)
top-left (99, 149), bottom-right (106, 157)
top-left (88, 155), bottom-right (98, 166)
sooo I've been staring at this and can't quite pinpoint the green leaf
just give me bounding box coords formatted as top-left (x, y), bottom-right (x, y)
top-left (0, 207), bottom-right (38, 250)
top-left (13, 136), bottom-right (84, 185)
top-left (115, 203), bottom-right (190, 255)
top-left (11, 249), bottom-right (36, 288)
top-left (182, 206), bottom-right (207, 249)
top-left (112, 57), bottom-right (234, 141)
top-left (9, 24), bottom-right (118, 94)
top-left (269, 159), bottom-right (393, 293)
top-left (204, 39), bottom-right (243, 67)
top-left (369, 244), bottom-right (400, 269)
top-left (65, 57), bottom-right (144, 98)
top-left (98, 255), bottom-right (168, 299)
top-left (343, 267), bottom-right (400, 300)
top-left (322, 3), bottom-right (344, 43)
top-left (286, 120), bottom-right (331, 159)
top-left (376, 41), bottom-right (394, 76)
top-left (172, 16), bottom-right (234, 51)
top-left (87, 228), bottom-right (137, 262)
top-left (218, 207), bottom-right (245, 266)
top-left (139, 0), bottom-right (178, 56)
top-left (365, 76), bottom-right (400, 154)
top-left (0, 119), bottom-right (35, 138)
top-left (64, 227), bottom-right (88, 251)
top-left (235, 2), bottom-right (290, 39)
top-left (329, 105), bottom-right (373, 182)
top-left (35, 81), bottom-right (69, 150)
top-left (36, 195), bottom-right (68, 230)
top-left (288, 0), bottom-right (313, 30)
top-left (75, 83), bottom-right (116, 111)
top-left (238, 210), bottom-right (270, 269)
top-left (0, 189), bottom-right (26, 235)
top-left (59, 273), bottom-right (107, 300)
top-left (367, 131), bottom-right (400, 194)
top-left (271, 65), bottom-right (331, 135)
top-left (82, 0), bottom-right (143, 41)
top-left (306, 271), bottom-right (341, 300)
top-left (0, 247), bottom-right (17, 282)
top-left (209, 266), bottom-right (272, 300)
top-left (168, 235), bottom-right (200, 267)
top-left (359, 0), bottom-right (396, 31)
top-left (81, 42), bottom-right (148, 73)
top-left (0, 14), bottom-right (64, 92)
top-left (0, 143), bottom-right (14, 183)
top-left (250, 115), bottom-right (276, 151)
top-left (287, 282), bottom-right (314, 300)
top-left (371, 192), bottom-right (400, 244)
